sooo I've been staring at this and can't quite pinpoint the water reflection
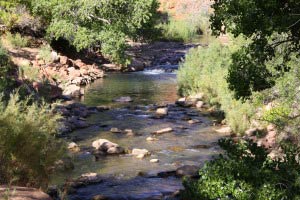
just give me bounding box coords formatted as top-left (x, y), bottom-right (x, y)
top-left (82, 72), bottom-right (178, 107)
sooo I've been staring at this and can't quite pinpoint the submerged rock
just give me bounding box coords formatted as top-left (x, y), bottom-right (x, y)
top-left (152, 127), bottom-right (173, 134)
top-left (146, 136), bottom-right (159, 141)
top-left (92, 195), bottom-right (109, 200)
top-left (113, 96), bottom-right (133, 102)
top-left (124, 129), bottom-right (135, 136)
top-left (176, 165), bottom-right (200, 178)
top-left (110, 127), bottom-right (122, 133)
top-left (188, 119), bottom-right (201, 124)
top-left (132, 148), bottom-right (150, 158)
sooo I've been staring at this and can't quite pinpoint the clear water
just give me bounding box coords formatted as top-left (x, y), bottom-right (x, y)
top-left (81, 72), bottom-right (178, 107)
top-left (52, 71), bottom-right (227, 199)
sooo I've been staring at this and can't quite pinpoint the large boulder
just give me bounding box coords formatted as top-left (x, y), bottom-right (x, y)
top-left (92, 139), bottom-right (124, 155)
top-left (63, 84), bottom-right (82, 97)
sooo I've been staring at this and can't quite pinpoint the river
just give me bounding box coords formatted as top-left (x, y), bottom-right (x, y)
top-left (52, 71), bottom-right (227, 200)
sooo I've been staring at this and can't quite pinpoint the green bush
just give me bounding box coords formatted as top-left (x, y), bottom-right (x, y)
top-left (178, 39), bottom-right (254, 134)
top-left (0, 44), bottom-right (15, 94)
top-left (0, 93), bottom-right (65, 188)
top-left (6, 32), bottom-right (29, 48)
top-left (19, 64), bottom-right (40, 81)
top-left (181, 138), bottom-right (300, 200)
top-left (38, 45), bottom-right (52, 63)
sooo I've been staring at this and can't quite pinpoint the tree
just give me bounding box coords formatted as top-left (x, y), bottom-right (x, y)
top-left (210, 0), bottom-right (300, 99)
top-left (31, 0), bottom-right (160, 64)
top-left (0, 0), bottom-right (160, 65)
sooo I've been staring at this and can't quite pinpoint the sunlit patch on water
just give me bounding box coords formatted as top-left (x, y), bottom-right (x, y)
top-left (140, 69), bottom-right (175, 75)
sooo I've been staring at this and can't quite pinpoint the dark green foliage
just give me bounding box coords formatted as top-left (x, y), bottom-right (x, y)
top-left (0, 0), bottom-right (160, 64)
top-left (227, 47), bottom-right (274, 98)
top-left (182, 138), bottom-right (300, 200)
top-left (210, 0), bottom-right (300, 99)
top-left (0, 44), bottom-right (15, 94)
top-left (27, 0), bottom-right (159, 65)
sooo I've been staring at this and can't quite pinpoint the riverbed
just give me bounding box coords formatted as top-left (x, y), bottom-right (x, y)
top-left (52, 71), bottom-right (228, 200)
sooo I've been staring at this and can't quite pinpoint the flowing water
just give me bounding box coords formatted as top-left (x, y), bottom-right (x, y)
top-left (52, 72), bottom-right (228, 200)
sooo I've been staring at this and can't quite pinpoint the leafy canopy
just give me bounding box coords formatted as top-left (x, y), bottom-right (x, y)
top-left (1, 0), bottom-right (159, 64)
top-left (210, 0), bottom-right (300, 99)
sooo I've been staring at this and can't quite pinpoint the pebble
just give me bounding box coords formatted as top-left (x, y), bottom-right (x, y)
top-left (146, 137), bottom-right (159, 141)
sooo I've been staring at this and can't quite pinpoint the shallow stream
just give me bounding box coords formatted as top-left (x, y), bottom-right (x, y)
top-left (52, 72), bottom-right (227, 200)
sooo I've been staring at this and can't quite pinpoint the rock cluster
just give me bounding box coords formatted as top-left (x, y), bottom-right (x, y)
top-left (55, 103), bottom-right (110, 134)
top-left (32, 53), bottom-right (105, 98)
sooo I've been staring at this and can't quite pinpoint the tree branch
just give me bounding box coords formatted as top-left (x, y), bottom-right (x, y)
top-left (89, 15), bottom-right (111, 25)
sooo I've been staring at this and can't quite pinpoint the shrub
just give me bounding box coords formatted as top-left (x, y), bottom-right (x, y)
top-left (255, 54), bottom-right (300, 139)
top-left (0, 93), bottom-right (65, 188)
top-left (19, 64), bottom-right (40, 81)
top-left (178, 39), bottom-right (255, 134)
top-left (6, 32), bottom-right (29, 48)
top-left (38, 45), bottom-right (52, 63)
top-left (0, 44), bottom-right (15, 94)
top-left (181, 138), bottom-right (300, 200)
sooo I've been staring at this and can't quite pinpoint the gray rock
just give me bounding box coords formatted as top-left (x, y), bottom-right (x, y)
top-left (92, 139), bottom-right (118, 151)
top-left (176, 165), bottom-right (200, 178)
top-left (92, 139), bottom-right (124, 155)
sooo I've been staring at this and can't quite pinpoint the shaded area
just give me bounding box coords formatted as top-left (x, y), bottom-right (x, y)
top-left (69, 176), bottom-right (183, 200)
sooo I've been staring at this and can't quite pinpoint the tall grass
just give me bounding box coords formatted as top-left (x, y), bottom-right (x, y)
top-left (178, 39), bottom-right (255, 134)
top-left (159, 14), bottom-right (211, 43)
